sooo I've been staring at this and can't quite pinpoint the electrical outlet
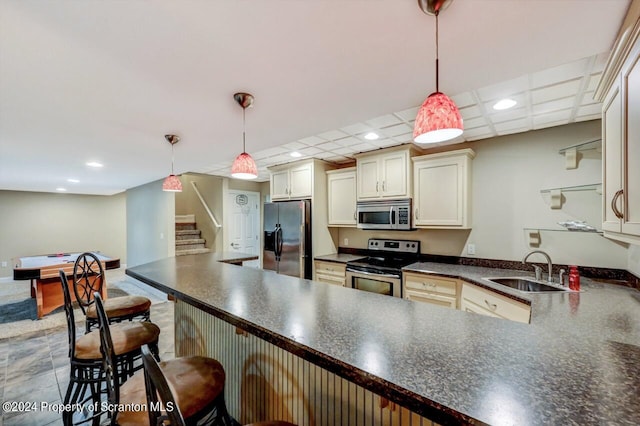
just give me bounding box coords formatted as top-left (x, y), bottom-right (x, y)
top-left (160, 232), bottom-right (164, 240)
top-left (467, 244), bottom-right (476, 255)
top-left (1, 261), bottom-right (6, 268)
top-left (343, 238), bottom-right (349, 246)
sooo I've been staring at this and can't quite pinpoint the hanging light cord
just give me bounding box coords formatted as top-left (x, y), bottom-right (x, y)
top-left (242, 106), bottom-right (247, 154)
top-left (435, 10), bottom-right (439, 93)
top-left (171, 143), bottom-right (176, 174)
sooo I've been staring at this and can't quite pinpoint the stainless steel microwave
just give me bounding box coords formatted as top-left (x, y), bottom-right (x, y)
top-left (356, 199), bottom-right (412, 230)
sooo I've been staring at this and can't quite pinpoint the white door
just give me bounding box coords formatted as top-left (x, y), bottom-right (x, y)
top-left (226, 191), bottom-right (260, 267)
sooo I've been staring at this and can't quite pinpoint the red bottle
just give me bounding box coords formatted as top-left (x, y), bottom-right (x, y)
top-left (569, 265), bottom-right (580, 291)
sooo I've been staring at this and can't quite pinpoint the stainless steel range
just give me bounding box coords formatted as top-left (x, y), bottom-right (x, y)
top-left (345, 238), bottom-right (420, 297)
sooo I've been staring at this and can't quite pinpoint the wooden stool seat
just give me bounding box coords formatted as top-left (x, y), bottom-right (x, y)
top-left (74, 321), bottom-right (160, 360)
top-left (116, 356), bottom-right (226, 426)
top-left (85, 295), bottom-right (152, 320)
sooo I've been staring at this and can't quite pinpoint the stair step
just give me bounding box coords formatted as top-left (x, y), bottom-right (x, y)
top-left (176, 214), bottom-right (196, 224)
top-left (176, 223), bottom-right (196, 231)
top-left (176, 248), bottom-right (211, 256)
top-left (176, 230), bottom-right (201, 239)
top-left (176, 239), bottom-right (205, 246)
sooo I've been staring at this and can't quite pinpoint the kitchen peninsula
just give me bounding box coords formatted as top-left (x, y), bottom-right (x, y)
top-left (126, 253), bottom-right (640, 425)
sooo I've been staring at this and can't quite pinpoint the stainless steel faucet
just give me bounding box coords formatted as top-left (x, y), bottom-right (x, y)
top-left (522, 250), bottom-right (554, 283)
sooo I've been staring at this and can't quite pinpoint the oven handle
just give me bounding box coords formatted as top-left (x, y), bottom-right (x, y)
top-left (346, 268), bottom-right (401, 279)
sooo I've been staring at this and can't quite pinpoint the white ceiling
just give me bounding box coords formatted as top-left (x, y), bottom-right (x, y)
top-left (0, 0), bottom-right (630, 194)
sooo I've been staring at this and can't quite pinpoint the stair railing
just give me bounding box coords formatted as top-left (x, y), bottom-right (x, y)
top-left (190, 181), bottom-right (222, 228)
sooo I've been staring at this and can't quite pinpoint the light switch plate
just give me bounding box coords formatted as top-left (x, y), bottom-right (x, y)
top-left (467, 244), bottom-right (476, 255)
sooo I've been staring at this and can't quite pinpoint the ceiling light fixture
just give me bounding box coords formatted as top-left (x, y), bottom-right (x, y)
top-left (493, 98), bottom-right (517, 110)
top-left (162, 134), bottom-right (182, 192)
top-left (364, 132), bottom-right (379, 140)
top-left (231, 92), bottom-right (258, 180)
top-left (86, 161), bottom-right (103, 168)
top-left (67, 178), bottom-right (80, 183)
top-left (413, 0), bottom-right (463, 144)
top-left (290, 151), bottom-right (302, 158)
top-left (56, 187), bottom-right (67, 192)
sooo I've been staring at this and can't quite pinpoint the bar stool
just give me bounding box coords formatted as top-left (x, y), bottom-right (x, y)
top-left (59, 271), bottom-right (160, 426)
top-left (73, 252), bottom-right (151, 333)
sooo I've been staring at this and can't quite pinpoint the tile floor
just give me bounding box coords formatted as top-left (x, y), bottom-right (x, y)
top-left (0, 270), bottom-right (175, 426)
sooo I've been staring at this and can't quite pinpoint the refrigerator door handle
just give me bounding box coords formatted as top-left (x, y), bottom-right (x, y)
top-left (275, 225), bottom-right (283, 260)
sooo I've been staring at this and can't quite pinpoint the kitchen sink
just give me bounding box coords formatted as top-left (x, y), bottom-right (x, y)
top-left (484, 277), bottom-right (568, 292)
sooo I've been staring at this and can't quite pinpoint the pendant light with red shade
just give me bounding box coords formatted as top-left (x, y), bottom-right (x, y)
top-left (231, 92), bottom-right (258, 180)
top-left (162, 134), bottom-right (182, 192)
top-left (413, 0), bottom-right (463, 144)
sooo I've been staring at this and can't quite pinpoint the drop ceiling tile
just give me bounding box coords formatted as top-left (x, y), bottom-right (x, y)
top-left (581, 91), bottom-right (597, 105)
top-left (533, 109), bottom-right (572, 126)
top-left (381, 123), bottom-right (412, 137)
top-left (462, 126), bottom-right (493, 139)
top-left (351, 142), bottom-right (377, 152)
top-left (494, 118), bottom-right (529, 133)
top-left (576, 103), bottom-right (602, 117)
top-left (531, 57), bottom-right (589, 88)
top-left (313, 151), bottom-right (337, 160)
top-left (369, 138), bottom-right (398, 148)
top-left (463, 116), bottom-right (488, 129)
top-left (459, 105), bottom-right (482, 119)
top-left (340, 122), bottom-right (372, 135)
top-left (366, 114), bottom-right (402, 128)
top-left (298, 135), bottom-right (327, 146)
top-left (394, 107), bottom-right (419, 121)
top-left (252, 147), bottom-right (287, 159)
top-left (392, 132), bottom-right (414, 143)
top-left (317, 130), bottom-right (349, 141)
top-left (300, 146), bottom-right (323, 156)
top-left (282, 141), bottom-right (309, 150)
top-left (533, 119), bottom-right (569, 130)
top-left (450, 91), bottom-right (476, 108)
top-left (332, 146), bottom-right (357, 156)
top-left (315, 141), bottom-right (342, 151)
top-left (326, 155), bottom-right (351, 163)
top-left (531, 79), bottom-right (582, 104)
top-left (586, 72), bottom-right (602, 91)
top-left (334, 136), bottom-right (363, 148)
top-left (476, 76), bottom-right (528, 101)
top-left (532, 97), bottom-right (575, 115)
top-left (489, 107), bottom-right (527, 124)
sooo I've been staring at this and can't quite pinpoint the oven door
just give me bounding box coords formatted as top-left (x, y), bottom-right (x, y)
top-left (345, 268), bottom-right (402, 297)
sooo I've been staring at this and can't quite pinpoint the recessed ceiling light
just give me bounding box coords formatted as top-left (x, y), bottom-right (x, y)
top-left (86, 161), bottom-right (103, 168)
top-left (493, 99), bottom-right (517, 110)
top-left (364, 132), bottom-right (379, 140)
top-left (67, 178), bottom-right (80, 183)
top-left (56, 187), bottom-right (67, 192)
top-left (290, 151), bottom-right (302, 158)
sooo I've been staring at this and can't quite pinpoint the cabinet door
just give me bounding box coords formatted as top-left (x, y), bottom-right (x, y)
top-left (380, 152), bottom-right (408, 198)
top-left (414, 156), bottom-right (466, 227)
top-left (289, 163), bottom-right (312, 199)
top-left (622, 40), bottom-right (640, 236)
top-left (327, 170), bottom-right (357, 226)
top-left (271, 170), bottom-right (290, 200)
top-left (357, 158), bottom-right (380, 200)
top-left (602, 83), bottom-right (623, 232)
top-left (461, 282), bottom-right (530, 324)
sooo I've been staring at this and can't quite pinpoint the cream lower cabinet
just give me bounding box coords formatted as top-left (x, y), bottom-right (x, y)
top-left (326, 167), bottom-right (357, 226)
top-left (314, 260), bottom-right (346, 286)
top-left (412, 149), bottom-right (475, 228)
top-left (460, 282), bottom-right (531, 324)
top-left (403, 272), bottom-right (459, 309)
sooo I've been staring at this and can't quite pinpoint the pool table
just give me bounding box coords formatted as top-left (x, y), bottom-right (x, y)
top-left (13, 252), bottom-right (120, 319)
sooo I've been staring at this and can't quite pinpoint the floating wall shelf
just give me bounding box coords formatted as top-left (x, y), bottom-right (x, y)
top-left (539, 183), bottom-right (602, 209)
top-left (558, 139), bottom-right (602, 169)
top-left (524, 227), bottom-right (604, 247)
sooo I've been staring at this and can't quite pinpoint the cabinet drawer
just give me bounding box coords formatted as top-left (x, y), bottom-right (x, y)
top-left (405, 289), bottom-right (457, 309)
top-left (461, 282), bottom-right (531, 324)
top-left (404, 273), bottom-right (458, 296)
top-left (316, 274), bottom-right (346, 286)
top-left (460, 299), bottom-right (501, 318)
top-left (314, 261), bottom-right (346, 278)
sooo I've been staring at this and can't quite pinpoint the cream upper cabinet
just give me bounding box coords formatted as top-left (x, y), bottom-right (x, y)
top-left (270, 162), bottom-right (313, 200)
top-left (327, 167), bottom-right (357, 226)
top-left (597, 12), bottom-right (640, 243)
top-left (356, 148), bottom-right (413, 201)
top-left (412, 148), bottom-right (475, 228)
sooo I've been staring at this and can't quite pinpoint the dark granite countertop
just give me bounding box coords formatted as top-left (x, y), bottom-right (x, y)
top-left (127, 254), bottom-right (640, 425)
top-left (314, 253), bottom-right (365, 263)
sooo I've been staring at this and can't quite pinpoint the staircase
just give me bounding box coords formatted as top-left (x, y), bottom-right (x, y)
top-left (175, 214), bottom-right (211, 256)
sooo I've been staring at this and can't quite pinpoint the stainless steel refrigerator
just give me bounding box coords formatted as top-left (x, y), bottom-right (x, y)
top-left (263, 200), bottom-right (312, 279)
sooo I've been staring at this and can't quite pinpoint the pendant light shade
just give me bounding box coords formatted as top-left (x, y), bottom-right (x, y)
top-left (413, 0), bottom-right (463, 144)
top-left (162, 134), bottom-right (182, 192)
top-left (231, 92), bottom-right (258, 180)
top-left (413, 92), bottom-right (463, 143)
